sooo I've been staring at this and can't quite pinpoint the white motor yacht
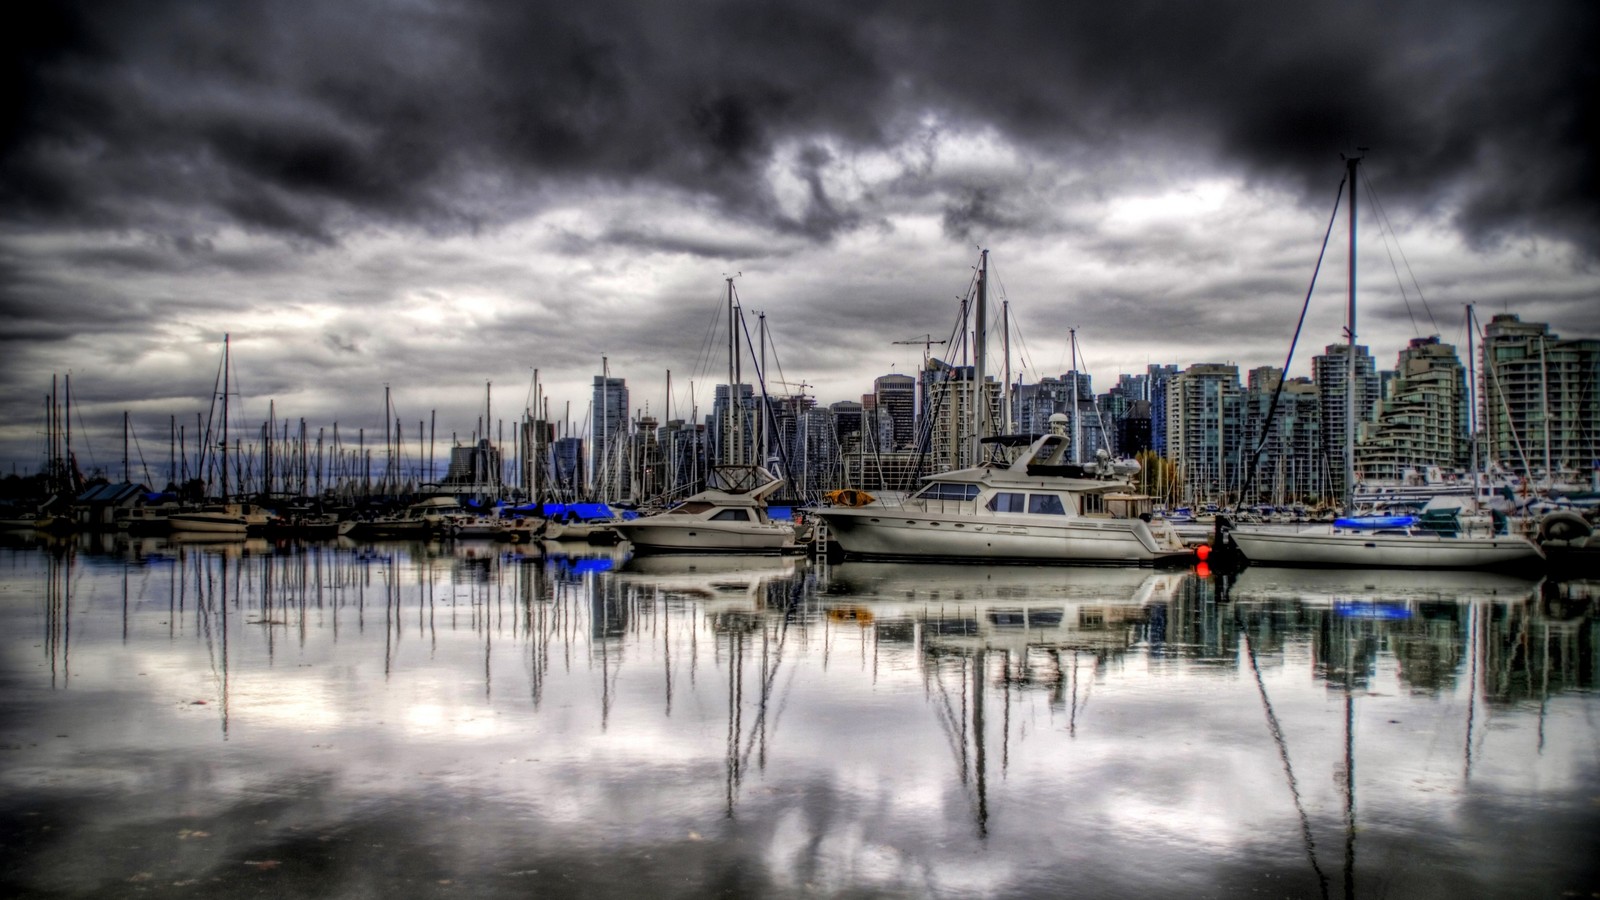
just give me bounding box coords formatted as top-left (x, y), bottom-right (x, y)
top-left (610, 465), bottom-right (797, 554)
top-left (815, 417), bottom-right (1190, 566)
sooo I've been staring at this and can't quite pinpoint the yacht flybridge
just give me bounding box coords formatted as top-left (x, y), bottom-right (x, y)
top-left (816, 415), bottom-right (1191, 565)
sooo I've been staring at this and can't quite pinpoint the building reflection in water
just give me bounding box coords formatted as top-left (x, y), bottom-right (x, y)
top-left (9, 528), bottom-right (1599, 897)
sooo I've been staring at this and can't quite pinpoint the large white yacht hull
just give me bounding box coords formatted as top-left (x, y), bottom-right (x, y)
top-left (818, 507), bottom-right (1187, 565)
top-left (1228, 526), bottom-right (1543, 570)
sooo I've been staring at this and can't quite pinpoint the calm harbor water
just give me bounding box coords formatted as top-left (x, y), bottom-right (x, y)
top-left (2, 533), bottom-right (1597, 898)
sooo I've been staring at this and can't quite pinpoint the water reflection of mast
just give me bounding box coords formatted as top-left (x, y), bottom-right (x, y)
top-left (926, 648), bottom-right (989, 838)
top-left (45, 543), bottom-right (72, 688)
top-left (194, 547), bottom-right (231, 738)
top-left (1336, 611), bottom-right (1356, 900)
top-left (1464, 601), bottom-right (1479, 780)
top-left (720, 585), bottom-right (798, 817)
top-left (1236, 606), bottom-right (1329, 900)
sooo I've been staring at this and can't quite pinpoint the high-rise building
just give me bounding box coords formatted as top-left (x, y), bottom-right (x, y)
top-left (1147, 364), bottom-right (1181, 455)
top-left (1355, 336), bottom-right (1468, 481)
top-left (923, 360), bottom-right (1001, 471)
top-left (1312, 343), bottom-right (1380, 500)
top-left (551, 436), bottom-right (585, 498)
top-left (1480, 314), bottom-right (1600, 483)
top-left (1100, 373), bottom-right (1149, 457)
top-left (1240, 368), bottom-right (1323, 503)
top-left (710, 383), bottom-right (756, 466)
top-left (829, 400), bottom-right (864, 454)
top-left (443, 439), bottom-right (502, 492)
top-left (591, 374), bottom-right (629, 499)
top-left (789, 406), bottom-right (838, 496)
top-left (1014, 376), bottom-right (1070, 435)
top-left (655, 418), bottom-right (705, 499)
top-left (1165, 364), bottom-right (1244, 504)
top-left (874, 374), bottom-right (917, 451)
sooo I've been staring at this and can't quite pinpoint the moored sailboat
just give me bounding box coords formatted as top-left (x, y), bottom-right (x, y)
top-left (1225, 155), bottom-right (1542, 571)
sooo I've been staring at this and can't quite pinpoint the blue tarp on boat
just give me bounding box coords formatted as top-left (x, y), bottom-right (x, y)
top-left (539, 503), bottom-right (635, 521)
top-left (1334, 515), bottom-right (1416, 529)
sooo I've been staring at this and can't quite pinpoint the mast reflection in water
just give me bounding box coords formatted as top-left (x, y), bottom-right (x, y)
top-left (1, 534), bottom-right (1596, 898)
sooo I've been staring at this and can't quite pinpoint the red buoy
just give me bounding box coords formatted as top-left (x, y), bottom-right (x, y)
top-left (1196, 543), bottom-right (1212, 562)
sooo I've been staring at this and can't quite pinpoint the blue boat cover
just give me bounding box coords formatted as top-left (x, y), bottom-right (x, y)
top-left (1334, 515), bottom-right (1416, 529)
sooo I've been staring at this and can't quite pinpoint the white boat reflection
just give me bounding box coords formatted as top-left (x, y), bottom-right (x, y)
top-left (821, 561), bottom-right (1189, 654)
top-left (1227, 567), bottom-right (1542, 605)
top-left (616, 553), bottom-right (800, 604)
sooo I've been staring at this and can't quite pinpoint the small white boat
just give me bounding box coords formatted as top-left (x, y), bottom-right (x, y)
top-left (610, 465), bottom-right (797, 554)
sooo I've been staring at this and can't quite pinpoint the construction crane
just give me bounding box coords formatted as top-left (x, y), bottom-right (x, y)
top-left (893, 334), bottom-right (948, 368)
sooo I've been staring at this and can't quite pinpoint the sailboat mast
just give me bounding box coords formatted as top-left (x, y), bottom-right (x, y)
top-left (973, 249), bottom-right (988, 464)
top-left (1466, 303), bottom-right (1480, 502)
top-left (726, 276), bottom-right (740, 466)
top-left (1070, 328), bottom-right (1079, 463)
top-left (1002, 300), bottom-right (1012, 435)
top-left (1344, 153), bottom-right (1360, 512)
top-left (221, 334), bottom-right (230, 500)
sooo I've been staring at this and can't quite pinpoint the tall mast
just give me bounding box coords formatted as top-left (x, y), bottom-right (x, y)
top-left (726, 276), bottom-right (740, 466)
top-left (220, 334), bottom-right (230, 500)
top-left (64, 374), bottom-right (72, 489)
top-left (665, 369), bottom-right (674, 496)
top-left (1070, 328), bottom-right (1079, 463)
top-left (1538, 333), bottom-right (1552, 482)
top-left (1002, 300), bottom-right (1012, 435)
top-left (50, 376), bottom-right (58, 490)
top-left (1344, 153), bottom-right (1361, 512)
top-left (972, 249), bottom-right (988, 464)
top-left (759, 311), bottom-right (768, 467)
top-left (1466, 303), bottom-right (1480, 497)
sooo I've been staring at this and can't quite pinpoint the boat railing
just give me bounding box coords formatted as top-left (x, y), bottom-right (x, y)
top-left (898, 498), bottom-right (979, 516)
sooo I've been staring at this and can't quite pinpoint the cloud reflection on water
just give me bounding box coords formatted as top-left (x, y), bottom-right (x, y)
top-left (1, 535), bottom-right (1595, 898)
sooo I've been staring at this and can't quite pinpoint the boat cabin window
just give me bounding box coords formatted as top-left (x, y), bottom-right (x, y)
top-left (710, 509), bottom-right (752, 522)
top-left (1028, 494), bottom-right (1067, 515)
top-left (916, 483), bottom-right (980, 501)
top-left (987, 492), bottom-right (1027, 513)
top-left (667, 501), bottom-right (716, 515)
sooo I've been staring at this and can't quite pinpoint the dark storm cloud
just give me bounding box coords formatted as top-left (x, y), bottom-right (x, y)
top-left (5, 0), bottom-right (1594, 249)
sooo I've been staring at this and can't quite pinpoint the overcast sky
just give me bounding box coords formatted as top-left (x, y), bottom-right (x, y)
top-left (3, 0), bottom-right (1596, 480)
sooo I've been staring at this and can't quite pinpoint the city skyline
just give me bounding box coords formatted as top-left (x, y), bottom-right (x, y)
top-left (4, 1), bottom-right (1597, 475)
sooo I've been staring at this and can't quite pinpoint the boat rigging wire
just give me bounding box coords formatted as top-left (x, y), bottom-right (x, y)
top-left (1360, 165), bottom-right (1439, 337)
top-left (1234, 172), bottom-right (1348, 513)
top-left (1234, 603), bottom-right (1332, 900)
